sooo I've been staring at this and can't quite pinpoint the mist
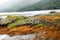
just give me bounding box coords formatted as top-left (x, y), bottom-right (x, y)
top-left (0, 0), bottom-right (40, 12)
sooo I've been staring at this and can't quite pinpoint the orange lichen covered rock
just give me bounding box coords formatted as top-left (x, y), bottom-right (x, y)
top-left (0, 16), bottom-right (60, 39)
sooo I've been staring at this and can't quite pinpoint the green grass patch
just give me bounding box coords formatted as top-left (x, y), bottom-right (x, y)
top-left (36, 24), bottom-right (44, 26)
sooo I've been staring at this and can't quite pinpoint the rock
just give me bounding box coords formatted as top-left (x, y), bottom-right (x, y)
top-left (1, 34), bottom-right (35, 40)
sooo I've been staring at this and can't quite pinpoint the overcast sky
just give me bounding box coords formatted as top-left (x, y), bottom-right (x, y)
top-left (0, 0), bottom-right (40, 12)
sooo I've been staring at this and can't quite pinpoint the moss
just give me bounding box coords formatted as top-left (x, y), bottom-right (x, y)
top-left (8, 18), bottom-right (26, 28)
top-left (34, 24), bottom-right (44, 28)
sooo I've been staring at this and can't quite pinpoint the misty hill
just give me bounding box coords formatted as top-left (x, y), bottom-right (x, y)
top-left (18, 0), bottom-right (60, 11)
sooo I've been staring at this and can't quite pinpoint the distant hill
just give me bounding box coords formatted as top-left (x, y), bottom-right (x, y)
top-left (18, 0), bottom-right (60, 11)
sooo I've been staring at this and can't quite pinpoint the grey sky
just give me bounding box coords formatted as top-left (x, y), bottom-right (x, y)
top-left (0, 0), bottom-right (40, 11)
